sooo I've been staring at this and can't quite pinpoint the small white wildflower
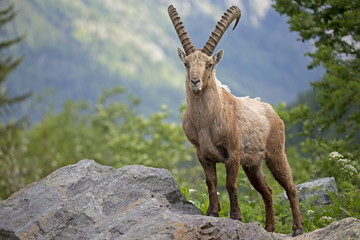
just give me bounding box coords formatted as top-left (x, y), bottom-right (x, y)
top-left (337, 158), bottom-right (351, 165)
top-left (189, 189), bottom-right (197, 193)
top-left (217, 192), bottom-right (220, 196)
top-left (344, 165), bottom-right (358, 174)
top-left (307, 210), bottom-right (315, 216)
top-left (319, 216), bottom-right (335, 225)
top-left (329, 152), bottom-right (343, 160)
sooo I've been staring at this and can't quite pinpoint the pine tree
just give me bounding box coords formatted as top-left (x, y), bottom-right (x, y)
top-left (0, 1), bottom-right (29, 119)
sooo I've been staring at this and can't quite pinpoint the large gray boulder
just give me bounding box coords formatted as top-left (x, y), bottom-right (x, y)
top-left (0, 160), bottom-right (275, 239)
top-left (296, 177), bottom-right (338, 205)
top-left (0, 160), bottom-right (359, 240)
top-left (282, 177), bottom-right (338, 207)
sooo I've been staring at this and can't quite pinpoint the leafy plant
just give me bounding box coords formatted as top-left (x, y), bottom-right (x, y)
top-left (273, 0), bottom-right (360, 161)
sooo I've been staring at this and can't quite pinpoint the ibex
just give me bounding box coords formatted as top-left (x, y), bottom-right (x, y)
top-left (168, 5), bottom-right (303, 236)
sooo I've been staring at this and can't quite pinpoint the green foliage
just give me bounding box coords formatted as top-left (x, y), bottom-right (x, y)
top-left (0, 86), bottom-right (201, 201)
top-left (271, 5), bottom-right (360, 231)
top-left (0, 122), bottom-right (30, 198)
top-left (180, 182), bottom-right (210, 216)
top-left (297, 152), bottom-right (360, 232)
top-left (272, 95), bottom-right (360, 232)
top-left (325, 152), bottom-right (360, 219)
top-left (273, 0), bottom-right (360, 159)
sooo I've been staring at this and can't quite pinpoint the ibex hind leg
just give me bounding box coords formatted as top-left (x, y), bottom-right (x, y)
top-left (265, 152), bottom-right (303, 236)
top-left (242, 164), bottom-right (275, 232)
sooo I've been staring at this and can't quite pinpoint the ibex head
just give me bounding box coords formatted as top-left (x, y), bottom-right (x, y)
top-left (168, 5), bottom-right (241, 95)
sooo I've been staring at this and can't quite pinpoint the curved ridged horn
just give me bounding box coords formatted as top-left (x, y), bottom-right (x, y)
top-left (202, 6), bottom-right (241, 56)
top-left (168, 5), bottom-right (196, 56)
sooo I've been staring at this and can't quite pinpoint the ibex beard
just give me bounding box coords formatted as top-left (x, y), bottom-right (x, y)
top-left (168, 5), bottom-right (304, 237)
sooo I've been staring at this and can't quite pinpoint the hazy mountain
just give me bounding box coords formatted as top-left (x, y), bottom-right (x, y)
top-left (4, 0), bottom-right (323, 119)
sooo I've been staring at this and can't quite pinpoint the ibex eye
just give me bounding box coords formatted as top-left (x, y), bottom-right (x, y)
top-left (184, 63), bottom-right (190, 69)
top-left (207, 63), bottom-right (213, 69)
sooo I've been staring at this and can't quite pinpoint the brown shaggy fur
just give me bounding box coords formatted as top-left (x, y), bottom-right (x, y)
top-left (178, 49), bottom-right (303, 236)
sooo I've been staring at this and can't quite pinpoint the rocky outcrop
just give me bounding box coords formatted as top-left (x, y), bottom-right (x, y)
top-left (0, 160), bottom-right (359, 240)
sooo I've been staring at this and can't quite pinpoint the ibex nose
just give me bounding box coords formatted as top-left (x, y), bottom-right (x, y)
top-left (191, 79), bottom-right (201, 86)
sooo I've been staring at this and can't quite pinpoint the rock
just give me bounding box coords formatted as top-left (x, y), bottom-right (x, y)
top-left (295, 177), bottom-right (338, 205)
top-left (0, 160), bottom-right (359, 240)
top-left (0, 160), bottom-right (274, 239)
top-left (281, 217), bottom-right (360, 240)
top-left (282, 177), bottom-right (338, 207)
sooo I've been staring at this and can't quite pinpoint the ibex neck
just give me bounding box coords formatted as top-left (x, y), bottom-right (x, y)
top-left (186, 73), bottom-right (222, 120)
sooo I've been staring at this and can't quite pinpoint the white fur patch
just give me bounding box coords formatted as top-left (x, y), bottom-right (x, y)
top-left (238, 96), bottom-right (261, 101)
top-left (215, 77), bottom-right (261, 102)
top-left (216, 77), bottom-right (231, 93)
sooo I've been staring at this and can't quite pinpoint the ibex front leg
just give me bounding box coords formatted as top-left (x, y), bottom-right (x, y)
top-left (225, 156), bottom-right (242, 220)
top-left (199, 158), bottom-right (220, 217)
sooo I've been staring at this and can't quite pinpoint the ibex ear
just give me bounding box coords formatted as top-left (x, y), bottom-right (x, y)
top-left (177, 47), bottom-right (186, 63)
top-left (213, 49), bottom-right (224, 66)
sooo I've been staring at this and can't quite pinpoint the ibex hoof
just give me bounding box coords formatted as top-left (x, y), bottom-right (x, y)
top-left (292, 227), bottom-right (304, 236)
top-left (206, 212), bottom-right (219, 217)
top-left (265, 225), bottom-right (275, 232)
top-left (230, 210), bottom-right (242, 221)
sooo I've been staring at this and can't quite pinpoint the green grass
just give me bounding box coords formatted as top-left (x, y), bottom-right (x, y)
top-left (180, 153), bottom-right (360, 234)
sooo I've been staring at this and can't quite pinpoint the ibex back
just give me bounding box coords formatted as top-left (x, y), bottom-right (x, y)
top-left (168, 5), bottom-right (303, 236)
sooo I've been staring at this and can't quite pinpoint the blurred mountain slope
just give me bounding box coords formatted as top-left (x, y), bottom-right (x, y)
top-left (4, 0), bottom-right (322, 118)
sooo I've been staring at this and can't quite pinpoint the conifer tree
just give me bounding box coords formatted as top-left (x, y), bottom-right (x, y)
top-left (0, 1), bottom-right (29, 119)
top-left (0, 1), bottom-right (30, 200)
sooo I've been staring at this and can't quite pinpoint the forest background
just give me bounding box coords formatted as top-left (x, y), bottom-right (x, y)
top-left (1, 0), bottom-right (359, 235)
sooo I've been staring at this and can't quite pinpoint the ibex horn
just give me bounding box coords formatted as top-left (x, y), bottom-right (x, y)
top-left (202, 6), bottom-right (241, 56)
top-left (168, 5), bottom-right (196, 56)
